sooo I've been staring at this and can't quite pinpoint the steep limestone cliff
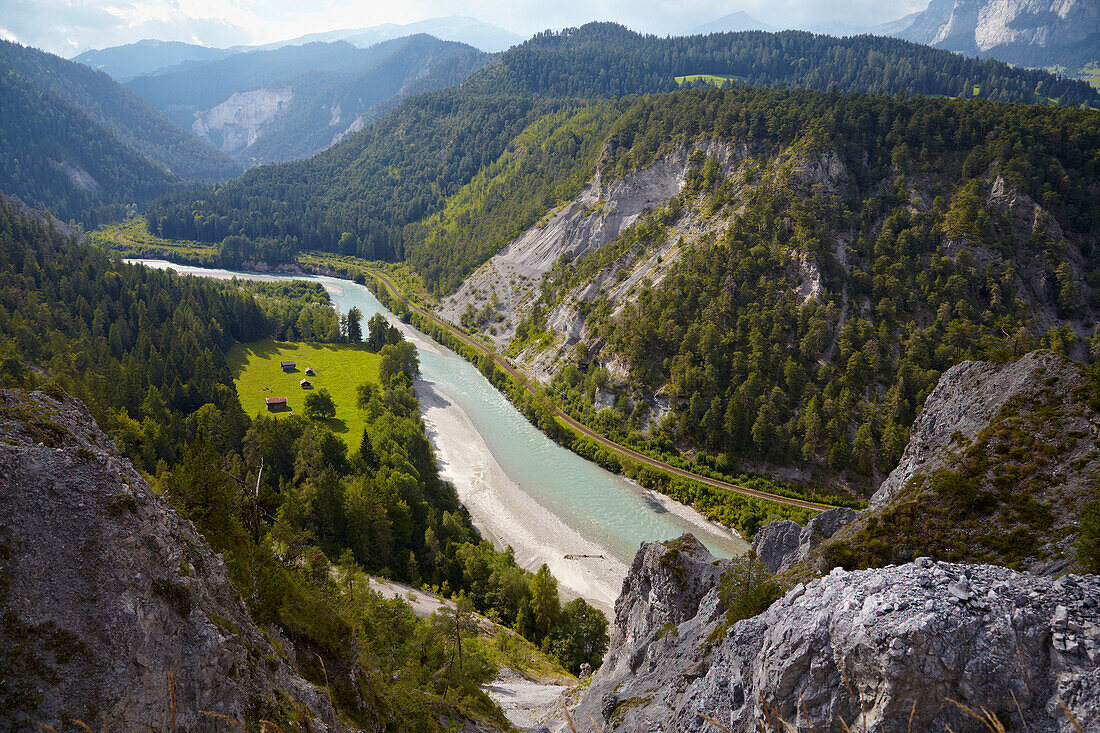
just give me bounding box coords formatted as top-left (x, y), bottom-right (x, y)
top-left (0, 388), bottom-right (333, 731)
top-left (895, 0), bottom-right (1100, 69)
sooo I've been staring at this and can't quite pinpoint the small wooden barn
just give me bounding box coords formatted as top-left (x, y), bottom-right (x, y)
top-left (300, 379), bottom-right (312, 389)
top-left (304, 367), bottom-right (315, 376)
top-left (281, 361), bottom-right (296, 372)
top-left (265, 396), bottom-right (287, 411)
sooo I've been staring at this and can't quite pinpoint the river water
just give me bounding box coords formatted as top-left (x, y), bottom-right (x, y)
top-left (128, 260), bottom-right (747, 610)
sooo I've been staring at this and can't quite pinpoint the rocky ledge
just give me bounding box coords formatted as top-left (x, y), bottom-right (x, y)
top-left (567, 535), bottom-right (1099, 732)
top-left (0, 389), bottom-right (333, 731)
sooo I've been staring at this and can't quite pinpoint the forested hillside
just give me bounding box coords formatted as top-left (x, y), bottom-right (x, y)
top-left (0, 41), bottom-right (239, 182)
top-left (146, 91), bottom-right (569, 258)
top-left (0, 66), bottom-right (177, 225)
top-left (0, 199), bottom-right (605, 726)
top-left (472, 23), bottom-right (1099, 105)
top-left (145, 22), bottom-right (1099, 261)
top-left (432, 85), bottom-right (1100, 494)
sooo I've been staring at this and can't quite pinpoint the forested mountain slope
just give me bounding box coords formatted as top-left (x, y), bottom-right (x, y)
top-left (0, 41), bottom-right (239, 183)
top-left (0, 65), bottom-right (178, 225)
top-left (144, 22), bottom-right (1100, 261)
top-left (470, 22), bottom-right (1099, 105)
top-left (145, 91), bottom-right (570, 258)
top-left (126, 36), bottom-right (488, 165)
top-left (431, 85), bottom-right (1099, 495)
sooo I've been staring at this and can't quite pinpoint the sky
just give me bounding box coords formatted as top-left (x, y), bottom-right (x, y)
top-left (0, 0), bottom-right (930, 57)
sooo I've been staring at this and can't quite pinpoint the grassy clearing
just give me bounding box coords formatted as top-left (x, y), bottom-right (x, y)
top-left (89, 218), bottom-right (218, 263)
top-left (1082, 62), bottom-right (1100, 89)
top-left (469, 628), bottom-right (575, 685)
top-left (228, 339), bottom-right (380, 444)
top-left (675, 73), bottom-right (746, 86)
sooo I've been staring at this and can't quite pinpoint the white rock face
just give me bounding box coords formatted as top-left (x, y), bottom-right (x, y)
top-left (192, 87), bottom-right (293, 154)
top-left (566, 535), bottom-right (1100, 732)
top-left (435, 139), bottom-right (751, 381)
top-left (900, 0), bottom-right (1099, 59)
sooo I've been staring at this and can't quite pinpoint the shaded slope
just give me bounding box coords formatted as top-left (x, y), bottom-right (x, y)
top-left (0, 67), bottom-right (177, 222)
top-left (0, 40), bottom-right (239, 182)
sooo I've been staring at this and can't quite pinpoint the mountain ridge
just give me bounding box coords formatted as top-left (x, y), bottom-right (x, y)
top-left (0, 40), bottom-right (240, 183)
top-left (125, 35), bottom-right (489, 165)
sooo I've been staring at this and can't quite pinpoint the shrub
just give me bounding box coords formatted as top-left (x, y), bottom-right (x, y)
top-left (1078, 499), bottom-right (1100, 573)
top-left (718, 551), bottom-right (781, 625)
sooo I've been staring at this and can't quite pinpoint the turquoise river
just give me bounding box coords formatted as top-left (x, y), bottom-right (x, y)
top-left (129, 260), bottom-right (748, 611)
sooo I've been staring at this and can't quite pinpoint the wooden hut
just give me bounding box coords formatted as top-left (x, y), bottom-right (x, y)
top-left (304, 367), bottom-right (315, 376)
top-left (281, 360), bottom-right (296, 372)
top-left (300, 378), bottom-right (312, 389)
top-left (265, 396), bottom-right (287, 411)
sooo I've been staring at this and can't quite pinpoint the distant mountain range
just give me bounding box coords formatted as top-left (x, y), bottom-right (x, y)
top-left (257, 15), bottom-right (523, 54)
top-left (72, 40), bottom-right (235, 82)
top-left (0, 40), bottom-right (240, 223)
top-left (690, 12), bottom-right (777, 34)
top-left (692, 1), bottom-right (1099, 75)
top-left (71, 16), bottom-right (519, 83)
top-left (891, 0), bottom-right (1100, 71)
top-left (123, 35), bottom-right (489, 166)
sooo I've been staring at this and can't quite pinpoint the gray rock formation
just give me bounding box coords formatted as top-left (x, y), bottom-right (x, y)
top-left (568, 536), bottom-right (1100, 732)
top-left (0, 191), bottom-right (83, 241)
top-left (871, 351), bottom-right (1088, 509)
top-left (893, 0), bottom-right (1100, 69)
top-left (753, 507), bottom-right (858, 573)
top-left (0, 389), bottom-right (333, 731)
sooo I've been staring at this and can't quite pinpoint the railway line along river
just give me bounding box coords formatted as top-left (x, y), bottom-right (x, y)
top-left (129, 259), bottom-right (748, 613)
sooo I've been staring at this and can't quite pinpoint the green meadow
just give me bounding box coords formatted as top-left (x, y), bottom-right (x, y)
top-left (675, 73), bottom-right (746, 86)
top-left (229, 339), bottom-right (381, 444)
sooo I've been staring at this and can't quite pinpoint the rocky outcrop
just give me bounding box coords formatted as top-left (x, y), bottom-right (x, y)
top-left (567, 536), bottom-right (1100, 732)
top-left (0, 191), bottom-right (82, 240)
top-left (192, 87), bottom-right (294, 154)
top-left (894, 0), bottom-right (1100, 69)
top-left (871, 351), bottom-right (1091, 509)
top-left (753, 507), bottom-right (858, 573)
top-left (435, 141), bottom-right (748, 352)
top-left (0, 389), bottom-right (333, 731)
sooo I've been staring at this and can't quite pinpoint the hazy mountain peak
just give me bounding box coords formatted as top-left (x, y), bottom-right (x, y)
top-left (264, 15), bottom-right (522, 53)
top-left (72, 39), bottom-right (234, 81)
top-left (691, 11), bottom-right (777, 34)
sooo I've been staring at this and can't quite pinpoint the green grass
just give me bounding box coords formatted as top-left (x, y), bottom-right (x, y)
top-left (675, 73), bottom-right (746, 86)
top-left (89, 218), bottom-right (219, 263)
top-left (1081, 62), bottom-right (1100, 89)
top-left (228, 339), bottom-right (380, 444)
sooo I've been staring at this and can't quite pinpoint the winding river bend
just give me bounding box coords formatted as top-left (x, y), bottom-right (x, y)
top-left (129, 260), bottom-right (748, 611)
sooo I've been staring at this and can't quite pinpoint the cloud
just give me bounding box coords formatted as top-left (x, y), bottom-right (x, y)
top-left (0, 25), bottom-right (19, 42)
top-left (0, 0), bottom-right (930, 56)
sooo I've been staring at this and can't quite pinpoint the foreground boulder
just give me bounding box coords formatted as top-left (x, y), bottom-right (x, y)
top-left (568, 535), bottom-right (1099, 732)
top-left (0, 389), bottom-right (333, 731)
